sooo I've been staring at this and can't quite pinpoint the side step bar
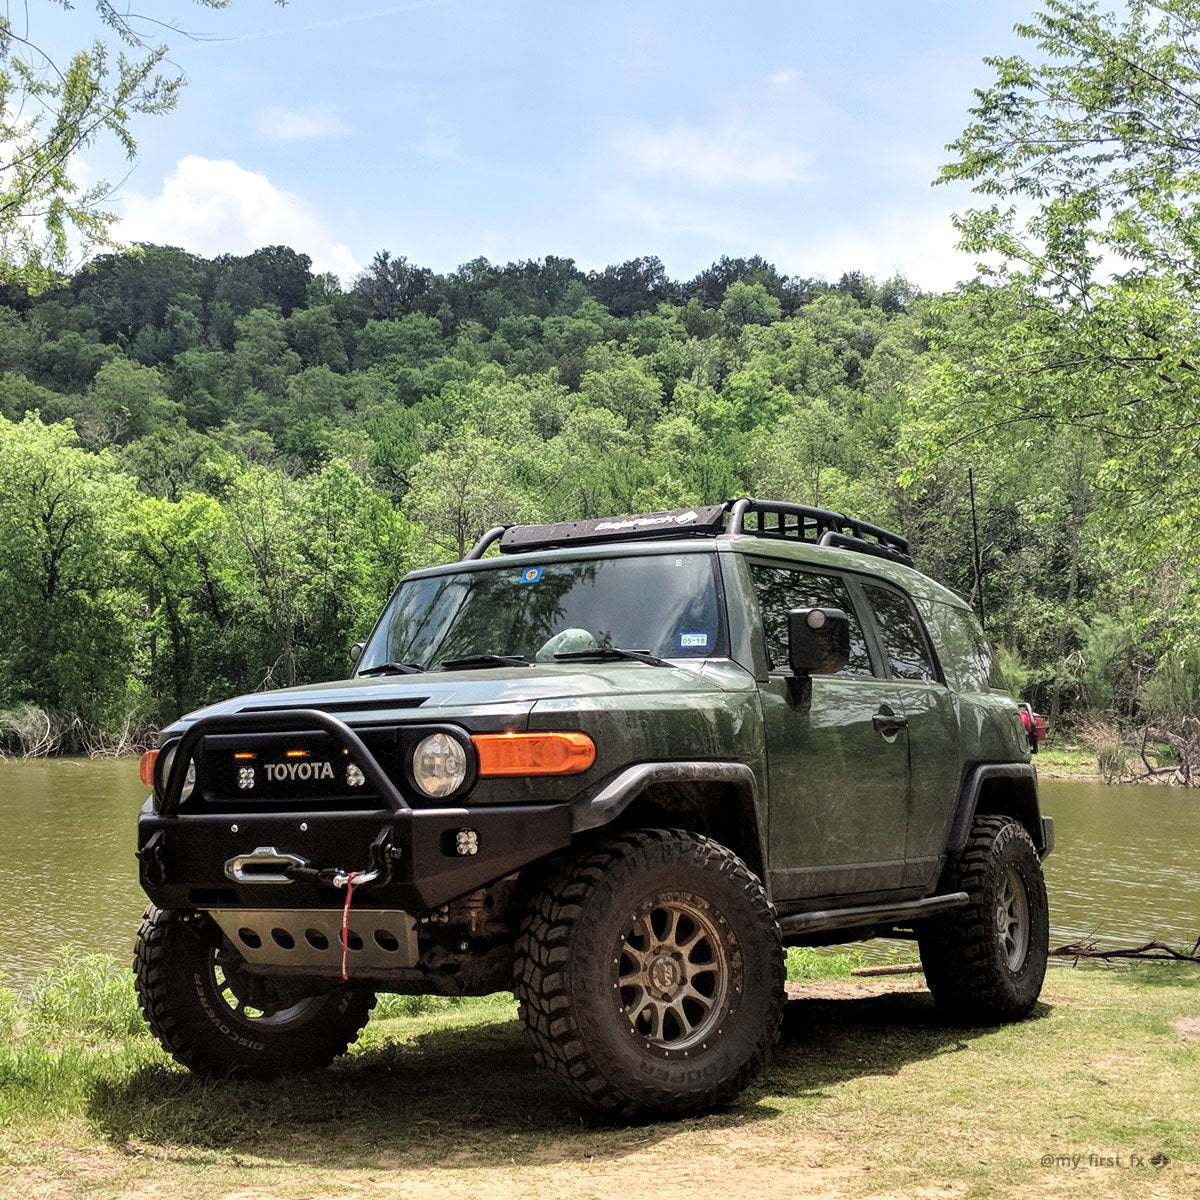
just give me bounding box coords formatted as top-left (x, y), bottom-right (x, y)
top-left (778, 891), bottom-right (970, 937)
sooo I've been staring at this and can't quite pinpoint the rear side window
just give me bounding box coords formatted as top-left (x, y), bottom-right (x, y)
top-left (749, 563), bottom-right (872, 675)
top-left (861, 583), bottom-right (938, 683)
top-left (924, 601), bottom-right (998, 692)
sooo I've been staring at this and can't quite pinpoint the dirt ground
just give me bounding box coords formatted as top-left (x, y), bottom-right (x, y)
top-left (4, 970), bottom-right (1197, 1200)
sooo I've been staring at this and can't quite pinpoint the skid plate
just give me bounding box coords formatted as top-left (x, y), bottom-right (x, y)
top-left (208, 908), bottom-right (419, 969)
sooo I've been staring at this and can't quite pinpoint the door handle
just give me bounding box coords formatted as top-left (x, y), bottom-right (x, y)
top-left (872, 712), bottom-right (908, 737)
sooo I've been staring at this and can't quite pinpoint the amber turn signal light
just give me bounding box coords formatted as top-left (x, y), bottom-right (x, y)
top-left (138, 749), bottom-right (159, 787)
top-left (471, 731), bottom-right (595, 777)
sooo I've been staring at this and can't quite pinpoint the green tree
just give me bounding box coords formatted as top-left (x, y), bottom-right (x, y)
top-left (924, 0), bottom-right (1200, 565)
top-left (0, 4), bottom-right (278, 287)
top-left (129, 492), bottom-right (226, 720)
top-left (81, 356), bottom-right (181, 448)
top-left (718, 281), bottom-right (783, 333)
top-left (406, 427), bottom-right (532, 559)
top-left (0, 415), bottom-right (138, 733)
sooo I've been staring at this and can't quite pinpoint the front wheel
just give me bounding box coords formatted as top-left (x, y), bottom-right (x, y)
top-left (133, 905), bottom-right (375, 1078)
top-left (514, 829), bottom-right (784, 1117)
top-left (918, 816), bottom-right (1049, 1023)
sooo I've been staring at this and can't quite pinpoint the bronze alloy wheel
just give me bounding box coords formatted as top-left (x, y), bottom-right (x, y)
top-left (205, 944), bottom-right (324, 1027)
top-left (615, 894), bottom-right (730, 1050)
top-left (917, 816), bottom-right (1049, 1023)
top-left (995, 864), bottom-right (1031, 973)
top-left (134, 905), bottom-right (375, 1078)
top-left (514, 828), bottom-right (785, 1116)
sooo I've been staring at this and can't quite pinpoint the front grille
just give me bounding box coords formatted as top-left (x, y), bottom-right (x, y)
top-left (189, 727), bottom-right (425, 811)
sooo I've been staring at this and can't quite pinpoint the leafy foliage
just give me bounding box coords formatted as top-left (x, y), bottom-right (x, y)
top-left (0, 219), bottom-right (1190, 744)
top-left (0, 3), bottom-right (281, 289)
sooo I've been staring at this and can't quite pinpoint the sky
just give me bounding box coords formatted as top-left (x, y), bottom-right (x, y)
top-left (41, 0), bottom-right (1035, 291)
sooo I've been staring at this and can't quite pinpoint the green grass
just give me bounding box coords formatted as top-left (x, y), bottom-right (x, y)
top-left (2, 950), bottom-right (1198, 1199)
top-left (1036, 741), bottom-right (1101, 777)
top-left (785, 945), bottom-right (865, 980)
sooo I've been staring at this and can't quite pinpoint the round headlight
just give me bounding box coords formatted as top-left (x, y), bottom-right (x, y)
top-left (156, 744), bottom-right (196, 807)
top-left (411, 732), bottom-right (468, 798)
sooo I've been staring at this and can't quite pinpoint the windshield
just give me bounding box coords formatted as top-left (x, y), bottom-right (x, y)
top-left (359, 553), bottom-right (727, 671)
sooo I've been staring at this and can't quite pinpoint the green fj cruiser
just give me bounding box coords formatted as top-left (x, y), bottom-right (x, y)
top-left (133, 499), bottom-right (1052, 1116)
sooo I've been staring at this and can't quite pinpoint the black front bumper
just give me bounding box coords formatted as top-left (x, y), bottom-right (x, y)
top-left (138, 802), bottom-right (573, 911)
top-left (138, 707), bottom-right (574, 912)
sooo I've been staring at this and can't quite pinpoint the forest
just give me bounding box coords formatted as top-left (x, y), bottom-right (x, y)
top-left (0, 243), bottom-right (1188, 762)
top-left (1, 0), bottom-right (1198, 778)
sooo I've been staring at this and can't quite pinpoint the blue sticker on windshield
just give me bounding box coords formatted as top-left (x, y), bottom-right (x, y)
top-left (518, 567), bottom-right (543, 584)
top-left (680, 632), bottom-right (708, 649)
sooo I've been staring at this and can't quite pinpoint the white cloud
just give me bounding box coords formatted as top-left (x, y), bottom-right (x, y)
top-left (768, 208), bottom-right (982, 292)
top-left (119, 156), bottom-right (360, 280)
top-left (613, 120), bottom-right (811, 188)
top-left (768, 68), bottom-right (798, 87)
top-left (255, 105), bottom-right (350, 141)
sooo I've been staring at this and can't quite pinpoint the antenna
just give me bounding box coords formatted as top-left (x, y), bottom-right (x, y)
top-left (968, 467), bottom-right (985, 630)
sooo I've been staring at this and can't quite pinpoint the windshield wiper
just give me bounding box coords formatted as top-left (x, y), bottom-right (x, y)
top-left (357, 661), bottom-right (424, 676)
top-left (439, 654), bottom-right (533, 671)
top-left (554, 647), bottom-right (674, 668)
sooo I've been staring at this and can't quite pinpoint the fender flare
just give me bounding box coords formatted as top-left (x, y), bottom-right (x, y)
top-left (947, 763), bottom-right (1053, 857)
top-left (568, 761), bottom-right (765, 874)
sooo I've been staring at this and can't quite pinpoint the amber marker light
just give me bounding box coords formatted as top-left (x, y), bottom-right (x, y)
top-left (284, 749), bottom-right (310, 759)
top-left (233, 752), bottom-right (256, 761)
top-left (138, 749), bottom-right (159, 787)
top-left (471, 731), bottom-right (595, 777)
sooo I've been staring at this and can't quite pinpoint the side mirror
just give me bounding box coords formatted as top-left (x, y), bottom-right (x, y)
top-left (788, 607), bottom-right (850, 676)
top-left (349, 641), bottom-right (365, 664)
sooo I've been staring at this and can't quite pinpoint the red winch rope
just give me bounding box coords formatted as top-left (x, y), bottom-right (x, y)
top-left (340, 871), bottom-right (359, 981)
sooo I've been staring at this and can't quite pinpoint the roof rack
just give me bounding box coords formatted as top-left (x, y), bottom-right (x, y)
top-left (465, 498), bottom-right (913, 567)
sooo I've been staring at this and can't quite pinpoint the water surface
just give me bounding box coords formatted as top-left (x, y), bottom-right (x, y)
top-left (0, 761), bottom-right (1195, 991)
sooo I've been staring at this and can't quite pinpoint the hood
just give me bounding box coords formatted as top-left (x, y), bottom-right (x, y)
top-left (164, 660), bottom-right (752, 733)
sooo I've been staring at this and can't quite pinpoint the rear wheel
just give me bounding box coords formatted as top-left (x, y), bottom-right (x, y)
top-left (134, 905), bottom-right (375, 1078)
top-left (514, 828), bottom-right (784, 1117)
top-left (918, 816), bottom-right (1049, 1023)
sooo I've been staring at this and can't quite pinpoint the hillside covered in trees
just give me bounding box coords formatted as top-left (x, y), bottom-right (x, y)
top-left (0, 244), bottom-right (1192, 756)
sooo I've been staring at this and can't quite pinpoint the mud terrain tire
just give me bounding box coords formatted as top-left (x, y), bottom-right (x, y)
top-left (514, 828), bottom-right (784, 1116)
top-left (134, 904), bottom-right (375, 1078)
top-left (918, 816), bottom-right (1049, 1023)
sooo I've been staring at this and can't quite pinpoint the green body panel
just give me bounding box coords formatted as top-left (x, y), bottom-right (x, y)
top-left (759, 674), bottom-right (910, 900)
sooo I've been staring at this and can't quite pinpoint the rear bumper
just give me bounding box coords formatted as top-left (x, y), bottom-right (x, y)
top-left (1040, 815), bottom-right (1055, 858)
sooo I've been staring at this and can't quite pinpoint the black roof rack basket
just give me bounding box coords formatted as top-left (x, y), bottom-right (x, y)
top-left (466, 498), bottom-right (913, 568)
top-left (726, 498), bottom-right (913, 566)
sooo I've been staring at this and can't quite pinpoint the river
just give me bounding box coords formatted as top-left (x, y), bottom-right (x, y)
top-left (0, 760), bottom-right (1196, 991)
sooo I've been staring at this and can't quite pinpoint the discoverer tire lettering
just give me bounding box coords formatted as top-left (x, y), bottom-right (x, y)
top-left (133, 904), bottom-right (375, 1078)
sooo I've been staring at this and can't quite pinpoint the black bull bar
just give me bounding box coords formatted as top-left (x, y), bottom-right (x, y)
top-left (137, 708), bottom-right (573, 912)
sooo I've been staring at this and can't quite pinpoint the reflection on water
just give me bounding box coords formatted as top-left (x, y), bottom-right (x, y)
top-left (0, 762), bottom-right (1196, 990)
top-left (0, 758), bottom-right (145, 991)
top-left (1039, 777), bottom-right (1199, 949)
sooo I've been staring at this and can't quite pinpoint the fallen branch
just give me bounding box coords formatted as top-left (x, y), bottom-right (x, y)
top-left (850, 962), bottom-right (924, 977)
top-left (1051, 939), bottom-right (1200, 964)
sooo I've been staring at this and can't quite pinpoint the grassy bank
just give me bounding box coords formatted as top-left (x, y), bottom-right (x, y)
top-left (2, 950), bottom-right (1197, 1199)
top-left (1035, 742), bottom-right (1102, 780)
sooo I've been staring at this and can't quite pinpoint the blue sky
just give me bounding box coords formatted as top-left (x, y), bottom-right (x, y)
top-left (51, 0), bottom-right (1033, 289)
